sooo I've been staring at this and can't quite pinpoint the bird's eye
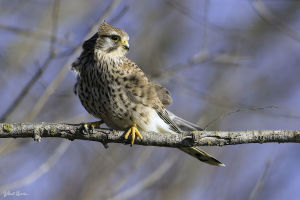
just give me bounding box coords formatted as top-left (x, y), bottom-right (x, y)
top-left (110, 35), bottom-right (120, 42)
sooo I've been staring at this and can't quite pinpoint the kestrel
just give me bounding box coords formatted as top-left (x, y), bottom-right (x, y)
top-left (72, 22), bottom-right (224, 166)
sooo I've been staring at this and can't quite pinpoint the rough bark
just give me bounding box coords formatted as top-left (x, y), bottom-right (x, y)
top-left (1, 123), bottom-right (300, 147)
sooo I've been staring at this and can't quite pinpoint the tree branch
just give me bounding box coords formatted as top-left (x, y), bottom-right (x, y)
top-left (1, 123), bottom-right (300, 147)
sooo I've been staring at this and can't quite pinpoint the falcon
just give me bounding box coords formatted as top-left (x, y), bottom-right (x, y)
top-left (72, 22), bottom-right (224, 166)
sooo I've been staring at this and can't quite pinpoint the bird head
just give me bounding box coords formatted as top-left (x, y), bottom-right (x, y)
top-left (95, 21), bottom-right (130, 57)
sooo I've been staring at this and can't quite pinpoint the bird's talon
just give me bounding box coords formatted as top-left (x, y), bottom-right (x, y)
top-left (81, 124), bottom-right (89, 134)
top-left (124, 129), bottom-right (131, 140)
top-left (131, 130), bottom-right (135, 145)
top-left (135, 129), bottom-right (143, 140)
top-left (191, 133), bottom-right (195, 141)
top-left (124, 123), bottom-right (143, 145)
top-left (82, 120), bottom-right (104, 134)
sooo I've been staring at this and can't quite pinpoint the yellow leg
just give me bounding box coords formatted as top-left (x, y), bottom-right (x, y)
top-left (124, 123), bottom-right (143, 145)
top-left (83, 120), bottom-right (104, 130)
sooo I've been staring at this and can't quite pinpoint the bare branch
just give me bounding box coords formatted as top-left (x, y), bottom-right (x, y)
top-left (0, 123), bottom-right (300, 147)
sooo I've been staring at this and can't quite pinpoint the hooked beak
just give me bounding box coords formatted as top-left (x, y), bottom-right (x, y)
top-left (122, 40), bottom-right (129, 50)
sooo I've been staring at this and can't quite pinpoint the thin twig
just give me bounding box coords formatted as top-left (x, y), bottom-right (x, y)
top-left (203, 106), bottom-right (277, 130)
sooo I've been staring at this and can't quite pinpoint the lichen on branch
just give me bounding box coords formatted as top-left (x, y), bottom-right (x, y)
top-left (1, 123), bottom-right (300, 147)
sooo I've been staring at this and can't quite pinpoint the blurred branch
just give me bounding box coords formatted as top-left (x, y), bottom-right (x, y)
top-left (108, 156), bottom-right (176, 200)
top-left (0, 140), bottom-right (70, 193)
top-left (23, 0), bottom-right (123, 122)
top-left (49, 0), bottom-right (60, 54)
top-left (0, 2), bottom-right (123, 192)
top-left (252, 0), bottom-right (300, 42)
top-left (0, 54), bottom-right (55, 122)
top-left (1, 123), bottom-right (300, 147)
top-left (0, 0), bottom-right (61, 122)
top-left (200, 0), bottom-right (209, 50)
top-left (152, 50), bottom-right (209, 81)
top-left (166, 0), bottom-right (250, 33)
top-left (110, 4), bottom-right (129, 24)
top-left (249, 160), bottom-right (271, 200)
top-left (106, 148), bottom-right (154, 198)
top-left (153, 50), bottom-right (247, 83)
top-left (0, 24), bottom-right (64, 42)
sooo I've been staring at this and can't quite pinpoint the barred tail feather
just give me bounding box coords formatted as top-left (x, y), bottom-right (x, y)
top-left (179, 147), bottom-right (225, 167)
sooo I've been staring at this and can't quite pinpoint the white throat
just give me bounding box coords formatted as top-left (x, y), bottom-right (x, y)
top-left (94, 49), bottom-right (124, 67)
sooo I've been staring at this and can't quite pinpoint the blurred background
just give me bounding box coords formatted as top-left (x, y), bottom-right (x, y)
top-left (0, 0), bottom-right (300, 199)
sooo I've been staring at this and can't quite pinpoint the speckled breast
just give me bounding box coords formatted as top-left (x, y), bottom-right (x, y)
top-left (77, 64), bottom-right (133, 129)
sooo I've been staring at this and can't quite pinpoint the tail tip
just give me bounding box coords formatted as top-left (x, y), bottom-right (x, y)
top-left (218, 163), bottom-right (226, 167)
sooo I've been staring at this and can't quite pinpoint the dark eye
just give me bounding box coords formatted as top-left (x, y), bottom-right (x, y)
top-left (111, 35), bottom-right (119, 41)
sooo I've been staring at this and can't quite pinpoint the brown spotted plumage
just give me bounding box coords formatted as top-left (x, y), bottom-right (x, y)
top-left (72, 22), bottom-right (224, 166)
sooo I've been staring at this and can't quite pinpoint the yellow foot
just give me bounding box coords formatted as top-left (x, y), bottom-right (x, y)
top-left (124, 123), bottom-right (143, 145)
top-left (83, 120), bottom-right (104, 132)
